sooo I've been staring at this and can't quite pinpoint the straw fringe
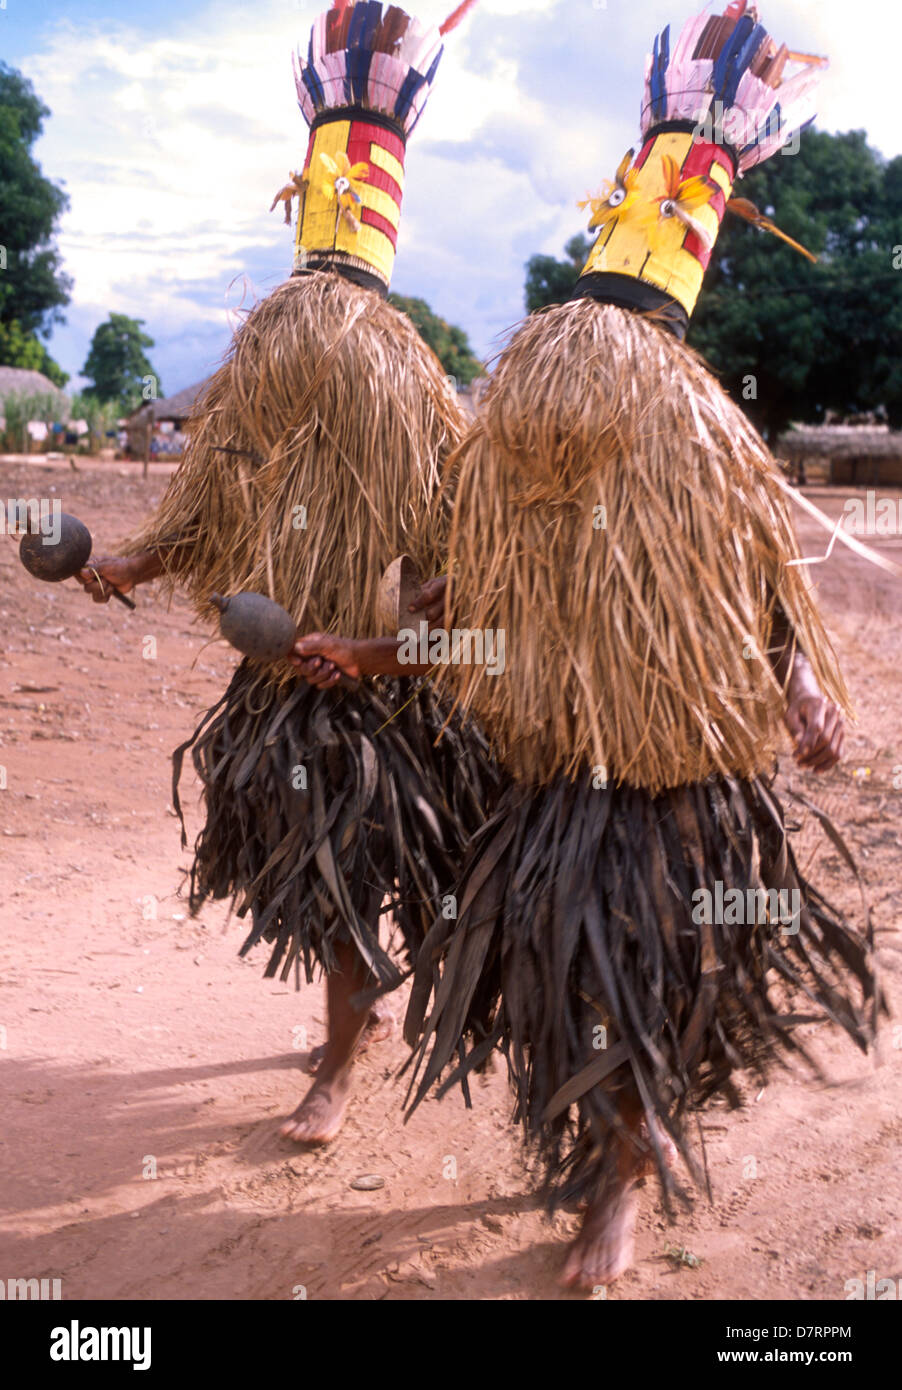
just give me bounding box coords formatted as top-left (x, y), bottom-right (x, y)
top-left (436, 300), bottom-right (850, 792)
top-left (122, 272), bottom-right (461, 660)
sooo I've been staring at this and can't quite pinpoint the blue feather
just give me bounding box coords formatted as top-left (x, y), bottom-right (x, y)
top-left (650, 26), bottom-right (671, 123)
top-left (713, 14), bottom-right (753, 102)
top-left (407, 45), bottom-right (443, 133)
top-left (347, 49), bottom-right (373, 103)
top-left (347, 2), bottom-right (368, 49)
top-left (423, 45), bottom-right (442, 87)
top-left (302, 60), bottom-right (325, 110)
top-left (394, 66), bottom-right (426, 123)
top-left (723, 19), bottom-right (765, 106)
top-left (360, 0), bottom-right (383, 49)
top-left (344, 3), bottom-right (388, 106)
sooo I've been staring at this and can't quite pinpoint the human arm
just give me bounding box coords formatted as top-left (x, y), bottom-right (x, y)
top-left (770, 605), bottom-right (844, 772)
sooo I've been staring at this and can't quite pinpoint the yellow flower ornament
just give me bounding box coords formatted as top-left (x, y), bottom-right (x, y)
top-left (579, 150), bottom-right (641, 232)
top-left (319, 151), bottom-right (370, 233)
top-left (644, 155), bottom-right (717, 252)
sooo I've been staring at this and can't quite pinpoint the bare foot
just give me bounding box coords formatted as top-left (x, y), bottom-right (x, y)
top-left (280, 1071), bottom-right (353, 1144)
top-left (561, 1177), bottom-right (640, 1289)
top-left (288, 939), bottom-right (393, 1138)
top-left (561, 1109), bottom-right (676, 1290)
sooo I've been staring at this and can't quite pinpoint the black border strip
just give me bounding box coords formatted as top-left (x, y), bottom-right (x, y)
top-left (310, 105), bottom-right (407, 145)
top-left (570, 271), bottom-right (689, 341)
top-left (291, 260), bottom-right (388, 299)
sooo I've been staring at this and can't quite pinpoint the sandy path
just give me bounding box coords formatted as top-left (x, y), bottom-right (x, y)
top-left (1, 461), bottom-right (900, 1300)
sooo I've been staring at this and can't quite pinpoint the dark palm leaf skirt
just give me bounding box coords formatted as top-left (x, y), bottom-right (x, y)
top-left (172, 660), bottom-right (499, 990)
top-left (404, 772), bottom-right (882, 1210)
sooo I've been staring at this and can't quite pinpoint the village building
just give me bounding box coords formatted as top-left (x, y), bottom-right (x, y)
top-left (125, 380), bottom-right (209, 461)
top-left (0, 366), bottom-right (70, 450)
top-left (777, 422), bottom-right (902, 487)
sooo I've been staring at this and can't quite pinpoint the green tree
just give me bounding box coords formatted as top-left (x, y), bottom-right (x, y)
top-left (0, 318), bottom-right (68, 385)
top-left (524, 234), bottom-right (592, 313)
top-left (0, 63), bottom-right (72, 380)
top-left (690, 129), bottom-right (902, 436)
top-left (388, 294), bottom-right (482, 384)
top-left (82, 313), bottom-right (162, 411)
top-left (523, 132), bottom-right (902, 437)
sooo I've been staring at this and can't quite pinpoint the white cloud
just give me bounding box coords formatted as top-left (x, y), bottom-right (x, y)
top-left (18, 0), bottom-right (902, 389)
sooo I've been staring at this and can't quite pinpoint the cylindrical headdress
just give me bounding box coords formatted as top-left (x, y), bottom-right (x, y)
top-left (574, 0), bottom-right (826, 336)
top-left (287, 0), bottom-right (476, 294)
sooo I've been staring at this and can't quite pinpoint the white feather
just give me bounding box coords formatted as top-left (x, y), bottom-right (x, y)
top-left (288, 4), bottom-right (447, 130)
top-left (730, 69), bottom-right (776, 126)
top-left (367, 52), bottom-right (395, 112)
top-left (666, 60), bottom-right (715, 123)
top-left (310, 13), bottom-right (328, 65)
top-left (399, 18), bottom-right (441, 75)
top-left (321, 51), bottom-right (347, 111)
top-left (670, 11), bottom-right (709, 69)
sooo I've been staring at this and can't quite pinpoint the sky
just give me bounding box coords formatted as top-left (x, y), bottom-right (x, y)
top-left (3, 0), bottom-right (899, 397)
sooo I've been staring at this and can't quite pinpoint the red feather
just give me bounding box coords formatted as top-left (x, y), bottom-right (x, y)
top-left (440, 0), bottom-right (478, 36)
top-left (332, 0), bottom-right (351, 11)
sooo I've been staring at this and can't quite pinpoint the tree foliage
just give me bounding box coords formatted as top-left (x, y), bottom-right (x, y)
top-left (0, 318), bottom-right (68, 385)
top-left (691, 129), bottom-right (902, 435)
top-left (524, 234), bottom-right (592, 313)
top-left (523, 131), bottom-right (902, 435)
top-left (388, 293), bottom-right (483, 384)
top-left (82, 313), bottom-right (162, 411)
top-left (0, 63), bottom-right (71, 380)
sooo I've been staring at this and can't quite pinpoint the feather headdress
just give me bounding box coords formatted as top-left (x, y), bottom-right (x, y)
top-left (642, 0), bottom-right (827, 172)
top-left (295, 0), bottom-right (476, 135)
top-left (278, 1), bottom-right (477, 291)
top-left (577, 1), bottom-right (827, 327)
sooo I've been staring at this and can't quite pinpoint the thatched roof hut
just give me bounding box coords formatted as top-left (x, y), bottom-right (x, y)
top-left (125, 379), bottom-right (210, 461)
top-left (776, 424), bottom-right (902, 486)
top-left (0, 365), bottom-right (68, 411)
top-left (126, 379), bottom-right (208, 431)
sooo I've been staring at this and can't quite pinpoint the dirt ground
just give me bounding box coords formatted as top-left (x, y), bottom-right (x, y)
top-left (1, 456), bottom-right (900, 1302)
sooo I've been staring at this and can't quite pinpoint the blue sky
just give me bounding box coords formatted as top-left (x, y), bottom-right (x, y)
top-left (4, 0), bottom-right (899, 397)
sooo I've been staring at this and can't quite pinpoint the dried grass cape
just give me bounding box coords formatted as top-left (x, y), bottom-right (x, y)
top-left (440, 301), bottom-right (849, 792)
top-left (127, 273), bottom-right (452, 641)
top-left (405, 298), bottom-right (880, 1210)
top-left (126, 270), bottom-right (496, 988)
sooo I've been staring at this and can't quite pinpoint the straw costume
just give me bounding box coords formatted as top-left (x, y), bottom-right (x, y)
top-left (116, 0), bottom-right (492, 1008)
top-left (394, 1), bottom-right (880, 1269)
